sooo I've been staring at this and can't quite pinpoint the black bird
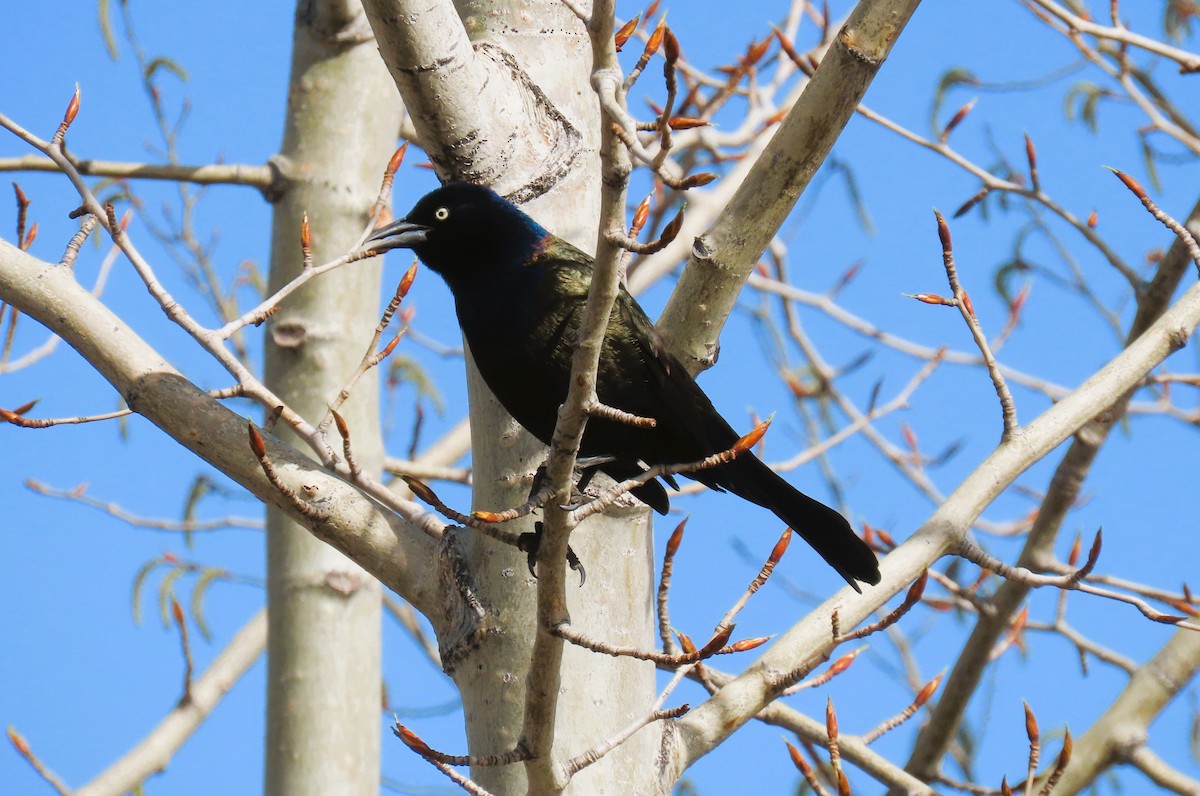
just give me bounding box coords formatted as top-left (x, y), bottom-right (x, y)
top-left (367, 183), bottom-right (880, 589)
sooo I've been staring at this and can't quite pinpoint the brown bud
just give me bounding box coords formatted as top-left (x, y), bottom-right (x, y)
top-left (825, 697), bottom-right (839, 739)
top-left (12, 182), bottom-right (28, 208)
top-left (1058, 730), bottom-right (1073, 766)
top-left (332, 409), bottom-right (349, 439)
top-left (934, 210), bottom-right (952, 251)
top-left (733, 416), bottom-right (772, 453)
top-left (664, 28), bottom-right (680, 64)
top-left (784, 740), bottom-right (812, 774)
top-left (959, 288), bottom-right (976, 317)
top-left (666, 517), bottom-right (687, 556)
top-left (1087, 209), bottom-right (1098, 227)
top-left (907, 293), bottom-right (953, 306)
top-left (64, 85), bottom-right (81, 126)
top-left (1067, 532), bottom-right (1082, 566)
top-left (387, 143), bottom-right (409, 177)
top-left (1167, 599), bottom-right (1198, 617)
top-left (698, 624), bottom-right (734, 657)
top-left (8, 727), bottom-right (30, 757)
top-left (953, 187), bottom-right (989, 218)
top-left (1087, 527), bottom-right (1103, 567)
top-left (1000, 775), bottom-right (1013, 796)
top-left (768, 527), bottom-right (792, 565)
top-left (667, 116), bottom-right (708, 130)
top-left (675, 629), bottom-right (697, 655)
top-left (1107, 167), bottom-right (1147, 200)
top-left (12, 400), bottom-right (38, 416)
top-left (1013, 605), bottom-right (1029, 633)
top-left (728, 635), bottom-right (771, 653)
top-left (876, 528), bottom-right (896, 548)
top-left (614, 16), bottom-right (639, 51)
top-left (171, 596), bottom-right (185, 626)
top-left (914, 673), bottom-right (943, 707)
top-left (643, 0), bottom-right (660, 20)
top-left (394, 722), bottom-right (433, 755)
top-left (1009, 284), bottom-right (1030, 317)
top-left (907, 571), bottom-right (929, 603)
top-left (380, 334), bottom-right (402, 359)
top-left (632, 193), bottom-right (652, 235)
top-left (836, 769), bottom-right (850, 796)
top-left (744, 36), bottom-right (771, 66)
top-left (300, 213), bottom-right (311, 250)
top-left (401, 475), bottom-right (438, 505)
top-left (774, 27), bottom-right (802, 65)
top-left (678, 172), bottom-right (717, 189)
top-left (397, 261), bottom-right (418, 299)
top-left (940, 98), bottom-right (976, 141)
top-left (645, 17), bottom-right (667, 58)
top-left (472, 509), bottom-right (505, 523)
top-left (828, 648), bottom-right (860, 675)
top-left (659, 206), bottom-right (685, 245)
top-left (247, 423), bottom-right (266, 458)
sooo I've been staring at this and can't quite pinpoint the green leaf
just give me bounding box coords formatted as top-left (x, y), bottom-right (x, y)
top-left (158, 566), bottom-right (186, 629)
top-left (1063, 82), bottom-right (1104, 133)
top-left (130, 558), bottom-right (164, 625)
top-left (993, 259), bottom-right (1031, 307)
top-left (97, 0), bottom-right (120, 61)
top-left (387, 357), bottom-right (444, 414)
top-left (829, 159), bottom-right (874, 236)
top-left (1140, 136), bottom-right (1162, 192)
top-left (1164, 0), bottom-right (1195, 42)
top-left (144, 56), bottom-right (190, 84)
top-left (190, 568), bottom-right (223, 642)
top-left (181, 475), bottom-right (214, 550)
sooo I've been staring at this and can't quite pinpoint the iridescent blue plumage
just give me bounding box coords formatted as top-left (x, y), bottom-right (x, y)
top-left (366, 183), bottom-right (880, 589)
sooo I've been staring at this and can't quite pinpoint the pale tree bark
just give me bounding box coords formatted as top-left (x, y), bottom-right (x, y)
top-left (1055, 628), bottom-right (1200, 795)
top-left (262, 2), bottom-right (402, 794)
top-left (6, 0), bottom-right (1200, 793)
top-left (363, 0), bottom-right (664, 791)
top-left (899, 197), bottom-right (1200, 788)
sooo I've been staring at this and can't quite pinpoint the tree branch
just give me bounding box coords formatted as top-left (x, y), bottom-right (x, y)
top-left (900, 194), bottom-right (1200, 784)
top-left (0, 154), bottom-right (275, 193)
top-left (656, 0), bottom-right (922, 371)
top-left (663, 259), bottom-right (1200, 782)
top-left (74, 610), bottom-right (268, 796)
top-left (0, 240), bottom-right (442, 617)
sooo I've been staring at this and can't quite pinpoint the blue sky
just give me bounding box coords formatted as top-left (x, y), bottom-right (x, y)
top-left (2, 1), bottom-right (1199, 793)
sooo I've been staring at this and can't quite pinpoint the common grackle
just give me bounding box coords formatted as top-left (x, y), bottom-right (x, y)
top-left (366, 183), bottom-right (880, 589)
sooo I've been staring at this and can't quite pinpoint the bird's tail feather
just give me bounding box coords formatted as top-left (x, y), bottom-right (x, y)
top-left (714, 455), bottom-right (881, 590)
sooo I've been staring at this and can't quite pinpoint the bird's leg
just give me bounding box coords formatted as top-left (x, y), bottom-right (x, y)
top-left (570, 454), bottom-right (617, 504)
top-left (518, 521), bottom-right (586, 586)
top-left (526, 455), bottom-right (616, 512)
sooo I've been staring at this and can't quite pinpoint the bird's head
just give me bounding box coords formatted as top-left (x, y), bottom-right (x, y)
top-left (365, 183), bottom-right (548, 281)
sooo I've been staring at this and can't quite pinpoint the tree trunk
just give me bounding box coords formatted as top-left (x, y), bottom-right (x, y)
top-left (263, 2), bottom-right (402, 793)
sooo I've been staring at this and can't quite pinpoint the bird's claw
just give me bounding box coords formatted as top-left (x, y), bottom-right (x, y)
top-left (518, 522), bottom-right (586, 586)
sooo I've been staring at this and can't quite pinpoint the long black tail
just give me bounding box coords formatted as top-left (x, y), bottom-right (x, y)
top-left (714, 454), bottom-right (881, 591)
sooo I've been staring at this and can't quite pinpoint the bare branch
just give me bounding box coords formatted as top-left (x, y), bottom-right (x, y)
top-left (0, 153), bottom-right (275, 191)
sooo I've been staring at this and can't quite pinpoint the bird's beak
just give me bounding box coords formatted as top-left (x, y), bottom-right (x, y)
top-left (365, 219), bottom-right (430, 252)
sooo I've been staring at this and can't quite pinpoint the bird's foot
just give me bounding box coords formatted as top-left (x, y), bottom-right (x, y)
top-left (527, 455), bottom-right (616, 512)
top-left (518, 521), bottom-right (586, 586)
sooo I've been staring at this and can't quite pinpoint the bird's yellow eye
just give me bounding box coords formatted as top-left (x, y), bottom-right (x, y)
top-left (434, 207), bottom-right (450, 221)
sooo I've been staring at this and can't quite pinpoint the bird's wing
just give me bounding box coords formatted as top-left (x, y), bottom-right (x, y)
top-left (538, 243), bottom-right (740, 464)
